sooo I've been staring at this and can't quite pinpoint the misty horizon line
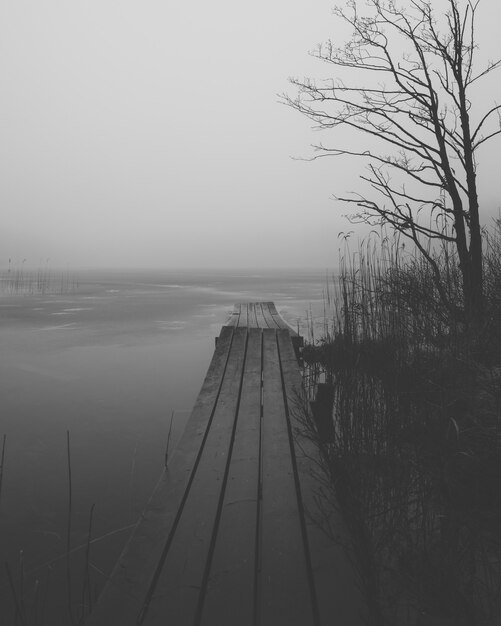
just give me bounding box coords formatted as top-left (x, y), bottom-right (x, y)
top-left (0, 263), bottom-right (338, 274)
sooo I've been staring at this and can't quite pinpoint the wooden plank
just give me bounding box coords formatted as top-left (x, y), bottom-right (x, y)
top-left (247, 302), bottom-right (258, 328)
top-left (142, 327), bottom-right (249, 626)
top-left (254, 302), bottom-right (270, 328)
top-left (269, 302), bottom-right (299, 335)
top-left (276, 330), bottom-right (367, 625)
top-left (226, 303), bottom-right (241, 327)
top-left (269, 302), bottom-right (304, 359)
top-left (238, 302), bottom-right (249, 328)
top-left (260, 302), bottom-right (281, 329)
top-left (230, 302), bottom-right (301, 334)
top-left (258, 329), bottom-right (315, 626)
top-left (86, 326), bottom-right (236, 626)
top-left (199, 327), bottom-right (263, 626)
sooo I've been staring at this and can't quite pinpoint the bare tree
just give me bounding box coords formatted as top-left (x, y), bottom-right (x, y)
top-left (284, 0), bottom-right (501, 325)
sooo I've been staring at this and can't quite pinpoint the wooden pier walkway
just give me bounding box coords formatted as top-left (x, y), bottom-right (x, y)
top-left (88, 302), bottom-right (364, 626)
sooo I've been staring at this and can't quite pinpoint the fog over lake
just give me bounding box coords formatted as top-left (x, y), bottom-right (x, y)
top-left (1, 0), bottom-right (499, 271)
top-left (2, 0), bottom-right (501, 620)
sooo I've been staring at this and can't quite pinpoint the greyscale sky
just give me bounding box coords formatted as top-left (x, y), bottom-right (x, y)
top-left (1, 0), bottom-right (500, 269)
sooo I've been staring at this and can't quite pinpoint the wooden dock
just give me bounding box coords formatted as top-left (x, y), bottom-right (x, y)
top-left (87, 302), bottom-right (364, 626)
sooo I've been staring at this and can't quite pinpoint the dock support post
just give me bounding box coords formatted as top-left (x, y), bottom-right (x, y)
top-left (311, 383), bottom-right (334, 443)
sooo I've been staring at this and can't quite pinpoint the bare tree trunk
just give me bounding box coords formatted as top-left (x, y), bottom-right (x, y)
top-left (459, 71), bottom-right (484, 326)
top-left (465, 216), bottom-right (484, 327)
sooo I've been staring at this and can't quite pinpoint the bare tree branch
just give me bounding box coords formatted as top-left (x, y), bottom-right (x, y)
top-left (284, 0), bottom-right (500, 323)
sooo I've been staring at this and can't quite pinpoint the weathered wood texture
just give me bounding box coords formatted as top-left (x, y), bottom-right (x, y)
top-left (228, 302), bottom-right (304, 360)
top-left (227, 302), bottom-right (299, 333)
top-left (87, 303), bottom-right (363, 626)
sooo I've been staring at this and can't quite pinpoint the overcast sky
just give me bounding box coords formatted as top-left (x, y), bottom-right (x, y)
top-left (1, 0), bottom-right (500, 269)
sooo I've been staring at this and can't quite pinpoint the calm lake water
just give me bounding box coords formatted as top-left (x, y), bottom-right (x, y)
top-left (0, 268), bottom-right (330, 623)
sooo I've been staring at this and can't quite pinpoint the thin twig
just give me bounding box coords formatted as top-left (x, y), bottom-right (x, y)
top-left (29, 578), bottom-right (40, 626)
top-left (81, 503), bottom-right (95, 621)
top-left (0, 434), bottom-right (6, 508)
top-left (66, 430), bottom-right (75, 625)
top-left (130, 443), bottom-right (138, 514)
top-left (26, 524), bottom-right (137, 576)
top-left (19, 549), bottom-right (25, 617)
top-left (5, 561), bottom-right (26, 626)
top-left (40, 566), bottom-right (52, 626)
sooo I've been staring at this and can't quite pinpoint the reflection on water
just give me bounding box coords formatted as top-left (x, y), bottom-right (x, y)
top-left (0, 268), bottom-right (330, 622)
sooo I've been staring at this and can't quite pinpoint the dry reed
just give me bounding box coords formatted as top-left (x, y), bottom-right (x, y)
top-left (304, 226), bottom-right (501, 625)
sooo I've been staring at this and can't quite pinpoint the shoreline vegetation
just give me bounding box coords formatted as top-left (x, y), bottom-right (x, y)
top-left (0, 261), bottom-right (77, 296)
top-left (303, 223), bottom-right (501, 626)
top-left (285, 0), bottom-right (501, 622)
